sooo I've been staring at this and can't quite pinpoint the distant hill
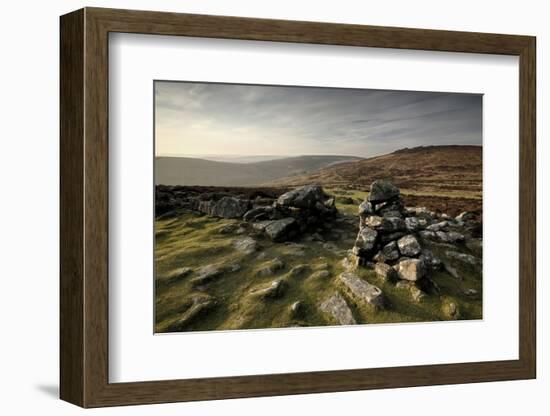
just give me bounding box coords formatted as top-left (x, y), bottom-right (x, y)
top-left (155, 155), bottom-right (363, 186)
top-left (268, 145), bottom-right (482, 199)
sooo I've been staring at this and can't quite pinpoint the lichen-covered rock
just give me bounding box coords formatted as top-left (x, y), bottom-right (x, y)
top-left (341, 257), bottom-right (356, 272)
top-left (382, 240), bottom-right (400, 261)
top-left (365, 216), bottom-right (405, 232)
top-left (419, 230), bottom-right (437, 241)
top-left (208, 196), bottom-right (250, 219)
top-left (394, 258), bottom-right (426, 281)
top-left (243, 206), bottom-right (273, 222)
top-left (368, 180), bottom-right (400, 203)
top-left (377, 198), bottom-right (405, 218)
top-left (364, 215), bottom-right (385, 229)
top-left (436, 230), bottom-right (465, 243)
top-left (397, 235), bottom-right (422, 257)
top-left (426, 221), bottom-right (448, 232)
top-left (419, 249), bottom-right (442, 272)
top-left (264, 217), bottom-right (297, 242)
top-left (358, 200), bottom-right (375, 216)
top-left (338, 272), bottom-right (385, 309)
top-left (232, 237), bottom-right (258, 254)
top-left (277, 185), bottom-right (328, 209)
top-left (405, 216), bottom-right (422, 231)
top-left (251, 221), bottom-right (272, 232)
top-left (375, 263), bottom-right (396, 281)
top-left (319, 292), bottom-right (356, 325)
top-left (353, 226), bottom-right (378, 256)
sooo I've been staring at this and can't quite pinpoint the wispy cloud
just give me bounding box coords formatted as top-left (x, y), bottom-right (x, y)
top-left (155, 81), bottom-right (482, 157)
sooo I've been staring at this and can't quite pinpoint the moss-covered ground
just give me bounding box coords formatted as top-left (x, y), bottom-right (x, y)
top-left (155, 189), bottom-right (482, 333)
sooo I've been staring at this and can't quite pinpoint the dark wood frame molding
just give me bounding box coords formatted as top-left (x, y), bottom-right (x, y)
top-left (60, 7), bottom-right (536, 408)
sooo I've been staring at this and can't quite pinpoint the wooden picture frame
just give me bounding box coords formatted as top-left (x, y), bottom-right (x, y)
top-left (60, 7), bottom-right (536, 408)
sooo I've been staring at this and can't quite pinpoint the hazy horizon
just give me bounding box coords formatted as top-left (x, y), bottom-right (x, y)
top-left (155, 81), bottom-right (482, 158)
top-left (156, 144), bottom-right (482, 160)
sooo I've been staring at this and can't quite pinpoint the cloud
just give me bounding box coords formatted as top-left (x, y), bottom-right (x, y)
top-left (155, 81), bottom-right (482, 157)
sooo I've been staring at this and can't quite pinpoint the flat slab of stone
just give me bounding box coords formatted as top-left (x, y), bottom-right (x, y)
top-left (319, 292), bottom-right (356, 325)
top-left (338, 272), bottom-right (385, 309)
top-left (232, 237), bottom-right (258, 254)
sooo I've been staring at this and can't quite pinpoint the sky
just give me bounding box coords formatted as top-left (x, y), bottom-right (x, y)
top-left (155, 81), bottom-right (482, 158)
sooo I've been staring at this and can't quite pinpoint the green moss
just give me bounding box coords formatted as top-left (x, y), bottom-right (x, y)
top-left (154, 196), bottom-right (482, 333)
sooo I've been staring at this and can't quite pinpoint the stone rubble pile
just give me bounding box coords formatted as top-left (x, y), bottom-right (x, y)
top-left (245, 185), bottom-right (337, 242)
top-left (156, 184), bottom-right (337, 242)
top-left (350, 179), bottom-right (470, 283)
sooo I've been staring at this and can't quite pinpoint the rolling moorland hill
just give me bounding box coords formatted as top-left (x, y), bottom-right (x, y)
top-left (268, 145), bottom-right (482, 215)
top-left (155, 155), bottom-right (362, 187)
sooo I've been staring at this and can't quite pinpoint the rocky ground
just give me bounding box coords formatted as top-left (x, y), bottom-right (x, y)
top-left (155, 182), bottom-right (482, 333)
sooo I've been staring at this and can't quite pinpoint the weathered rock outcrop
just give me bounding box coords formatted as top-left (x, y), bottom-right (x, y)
top-left (264, 218), bottom-right (297, 242)
top-left (338, 272), bottom-right (385, 310)
top-left (155, 184), bottom-right (339, 243)
top-left (319, 292), bottom-right (356, 325)
top-left (249, 279), bottom-right (287, 299)
top-left (191, 263), bottom-right (240, 287)
top-left (232, 237), bottom-right (259, 254)
top-left (166, 294), bottom-right (217, 331)
top-left (349, 180), bottom-right (483, 305)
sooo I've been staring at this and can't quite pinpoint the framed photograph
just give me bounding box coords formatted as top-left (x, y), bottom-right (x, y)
top-left (60, 7), bottom-right (536, 407)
